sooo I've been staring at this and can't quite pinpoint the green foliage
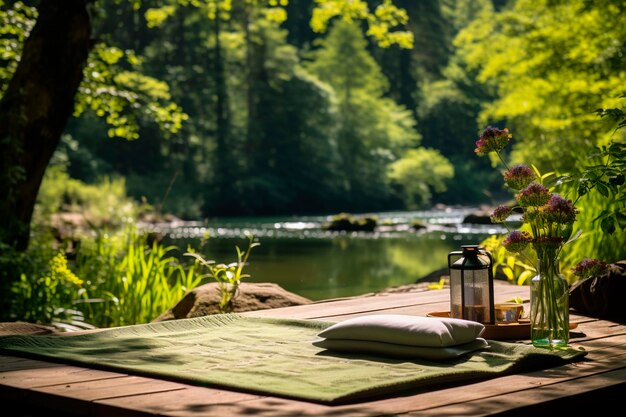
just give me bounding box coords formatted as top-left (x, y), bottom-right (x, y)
top-left (415, 1), bottom-right (497, 205)
top-left (3, 223), bottom-right (93, 328)
top-left (10, 251), bottom-right (93, 329)
top-left (387, 148), bottom-right (454, 209)
top-left (305, 20), bottom-right (429, 208)
top-left (6, 224), bottom-right (204, 328)
top-left (12, 0), bottom-right (436, 219)
top-left (74, 43), bottom-right (188, 140)
top-left (0, 1), bottom-right (36, 95)
top-left (307, 20), bottom-right (389, 98)
top-left (74, 226), bottom-right (203, 327)
top-left (454, 0), bottom-right (626, 282)
top-left (594, 93), bottom-right (626, 133)
top-left (145, 5), bottom-right (177, 28)
top-left (481, 234), bottom-right (535, 286)
top-left (566, 141), bottom-right (626, 235)
top-left (34, 164), bottom-right (147, 233)
top-left (456, 0), bottom-right (626, 172)
top-left (1, 2), bottom-right (188, 142)
top-left (185, 232), bottom-right (259, 313)
top-left (481, 138), bottom-right (626, 284)
top-left (311, 0), bottom-right (414, 48)
top-left (559, 184), bottom-right (626, 272)
top-left (243, 66), bottom-right (345, 213)
top-left (427, 277), bottom-right (446, 290)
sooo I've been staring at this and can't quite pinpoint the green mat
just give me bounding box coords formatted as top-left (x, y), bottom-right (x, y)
top-left (0, 314), bottom-right (587, 404)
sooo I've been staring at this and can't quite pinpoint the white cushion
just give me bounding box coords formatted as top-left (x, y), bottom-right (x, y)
top-left (317, 314), bottom-right (485, 347)
top-left (312, 338), bottom-right (488, 361)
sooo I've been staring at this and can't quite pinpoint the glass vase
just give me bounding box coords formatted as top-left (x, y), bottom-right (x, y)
top-left (530, 258), bottom-right (569, 348)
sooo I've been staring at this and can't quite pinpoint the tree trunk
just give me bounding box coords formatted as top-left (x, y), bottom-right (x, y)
top-left (0, 0), bottom-right (93, 251)
top-left (212, 13), bottom-right (236, 213)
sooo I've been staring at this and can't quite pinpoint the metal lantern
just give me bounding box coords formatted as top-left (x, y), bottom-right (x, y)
top-left (448, 245), bottom-right (495, 324)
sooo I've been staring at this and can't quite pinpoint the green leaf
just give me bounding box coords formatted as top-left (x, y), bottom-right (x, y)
top-left (427, 277), bottom-right (446, 290)
top-left (517, 270), bottom-right (534, 286)
top-left (616, 211), bottom-right (626, 230)
top-left (145, 6), bottom-right (177, 29)
top-left (507, 296), bottom-right (525, 304)
top-left (593, 209), bottom-right (611, 222)
top-left (565, 229), bottom-right (583, 245)
top-left (505, 256), bottom-right (516, 270)
top-left (596, 181), bottom-right (610, 197)
top-left (502, 266), bottom-right (514, 281)
top-left (601, 216), bottom-right (616, 235)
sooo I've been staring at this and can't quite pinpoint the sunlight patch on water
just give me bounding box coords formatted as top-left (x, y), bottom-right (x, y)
top-left (144, 208), bottom-right (507, 241)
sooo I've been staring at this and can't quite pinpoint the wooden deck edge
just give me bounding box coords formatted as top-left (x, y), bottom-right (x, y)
top-left (0, 383), bottom-right (154, 417)
top-left (406, 367), bottom-right (626, 416)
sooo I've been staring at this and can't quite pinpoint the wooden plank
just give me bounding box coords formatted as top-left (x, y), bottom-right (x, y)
top-left (1, 363), bottom-right (128, 389)
top-left (33, 375), bottom-right (188, 401)
top-left (570, 321), bottom-right (626, 343)
top-left (96, 386), bottom-right (265, 417)
top-left (1, 376), bottom-right (192, 417)
top-left (243, 290), bottom-right (451, 319)
top-left (0, 355), bottom-right (62, 371)
top-left (244, 283), bottom-right (530, 320)
top-left (0, 384), bottom-right (147, 417)
top-left (406, 368), bottom-right (626, 416)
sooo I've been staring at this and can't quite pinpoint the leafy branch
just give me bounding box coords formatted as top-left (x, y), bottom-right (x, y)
top-left (557, 142), bottom-right (626, 234)
top-left (594, 92), bottom-right (626, 133)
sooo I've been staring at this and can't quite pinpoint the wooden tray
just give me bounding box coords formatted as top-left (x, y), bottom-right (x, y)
top-left (427, 311), bottom-right (578, 340)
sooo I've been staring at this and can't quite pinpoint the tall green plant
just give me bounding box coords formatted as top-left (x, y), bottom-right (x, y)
top-left (74, 226), bottom-right (203, 327)
top-left (10, 250), bottom-right (90, 328)
top-left (185, 232), bottom-right (259, 313)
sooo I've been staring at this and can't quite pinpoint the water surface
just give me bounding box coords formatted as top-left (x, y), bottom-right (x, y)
top-left (159, 209), bottom-right (504, 301)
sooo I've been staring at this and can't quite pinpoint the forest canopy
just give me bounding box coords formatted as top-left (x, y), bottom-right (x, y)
top-left (0, 0), bottom-right (624, 223)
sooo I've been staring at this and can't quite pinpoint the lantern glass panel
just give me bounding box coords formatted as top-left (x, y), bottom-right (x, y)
top-left (450, 268), bottom-right (491, 323)
top-left (448, 245), bottom-right (495, 324)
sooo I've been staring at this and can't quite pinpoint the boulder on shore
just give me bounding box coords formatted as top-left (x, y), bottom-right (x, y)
top-left (153, 282), bottom-right (312, 321)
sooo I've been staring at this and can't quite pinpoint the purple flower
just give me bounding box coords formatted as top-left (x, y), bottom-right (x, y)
top-left (515, 183), bottom-right (551, 207)
top-left (503, 164), bottom-right (536, 190)
top-left (490, 205), bottom-right (512, 223)
top-left (542, 194), bottom-right (577, 224)
top-left (473, 125), bottom-right (583, 264)
top-left (503, 230), bottom-right (532, 253)
top-left (571, 258), bottom-right (609, 278)
top-left (474, 126), bottom-right (512, 156)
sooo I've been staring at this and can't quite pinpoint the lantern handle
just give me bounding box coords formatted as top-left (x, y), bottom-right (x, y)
top-left (447, 250), bottom-right (464, 268)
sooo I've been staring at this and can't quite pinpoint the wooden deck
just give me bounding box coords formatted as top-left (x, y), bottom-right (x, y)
top-left (2, 281), bottom-right (625, 416)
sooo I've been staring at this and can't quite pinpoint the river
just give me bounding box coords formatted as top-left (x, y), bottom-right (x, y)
top-left (157, 208), bottom-right (505, 301)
